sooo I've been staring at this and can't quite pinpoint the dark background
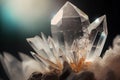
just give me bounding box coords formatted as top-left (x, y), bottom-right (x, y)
top-left (0, 0), bottom-right (120, 80)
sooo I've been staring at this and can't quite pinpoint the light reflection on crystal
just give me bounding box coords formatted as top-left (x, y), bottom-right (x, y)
top-left (51, 1), bottom-right (90, 46)
top-left (87, 15), bottom-right (108, 61)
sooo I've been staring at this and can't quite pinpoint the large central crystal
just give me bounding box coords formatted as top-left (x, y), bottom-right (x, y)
top-left (26, 1), bottom-right (108, 73)
top-left (51, 2), bottom-right (90, 45)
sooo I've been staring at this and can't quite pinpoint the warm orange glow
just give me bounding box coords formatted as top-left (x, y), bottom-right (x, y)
top-left (56, 60), bottom-right (63, 71)
top-left (70, 58), bottom-right (91, 73)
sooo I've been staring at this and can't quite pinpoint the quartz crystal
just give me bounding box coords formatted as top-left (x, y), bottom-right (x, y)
top-left (87, 15), bottom-right (108, 61)
top-left (51, 2), bottom-right (90, 46)
top-left (27, 1), bottom-right (108, 73)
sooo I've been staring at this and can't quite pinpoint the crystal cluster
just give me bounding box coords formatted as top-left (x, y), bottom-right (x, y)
top-left (0, 1), bottom-right (108, 80)
top-left (27, 1), bottom-right (108, 73)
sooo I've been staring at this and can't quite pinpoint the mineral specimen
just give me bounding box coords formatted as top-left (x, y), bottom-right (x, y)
top-left (27, 1), bottom-right (108, 74)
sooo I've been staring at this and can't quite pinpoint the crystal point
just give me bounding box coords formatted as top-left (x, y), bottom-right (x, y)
top-left (51, 1), bottom-right (90, 45)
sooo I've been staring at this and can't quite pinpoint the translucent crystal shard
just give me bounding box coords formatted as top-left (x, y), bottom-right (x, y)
top-left (87, 15), bottom-right (108, 61)
top-left (19, 52), bottom-right (46, 79)
top-left (0, 52), bottom-right (25, 80)
top-left (51, 1), bottom-right (90, 45)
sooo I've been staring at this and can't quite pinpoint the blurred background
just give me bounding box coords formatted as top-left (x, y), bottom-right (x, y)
top-left (0, 0), bottom-right (120, 79)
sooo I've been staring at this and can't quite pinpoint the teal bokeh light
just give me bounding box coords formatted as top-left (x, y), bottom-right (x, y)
top-left (2, 0), bottom-right (53, 37)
